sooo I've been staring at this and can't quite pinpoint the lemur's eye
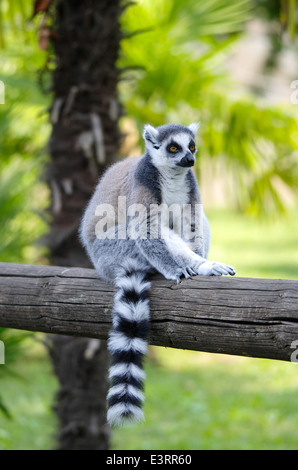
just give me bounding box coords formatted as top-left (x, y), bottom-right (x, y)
top-left (167, 142), bottom-right (181, 153)
top-left (189, 145), bottom-right (196, 152)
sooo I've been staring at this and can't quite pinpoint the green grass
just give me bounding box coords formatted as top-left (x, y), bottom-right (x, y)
top-left (1, 208), bottom-right (298, 450)
top-left (0, 340), bottom-right (58, 450)
top-left (112, 350), bottom-right (298, 450)
top-left (207, 208), bottom-right (298, 280)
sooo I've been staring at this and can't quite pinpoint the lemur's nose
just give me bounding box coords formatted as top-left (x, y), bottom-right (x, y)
top-left (177, 152), bottom-right (195, 167)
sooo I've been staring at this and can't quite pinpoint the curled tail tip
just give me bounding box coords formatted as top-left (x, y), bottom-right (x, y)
top-left (107, 405), bottom-right (145, 427)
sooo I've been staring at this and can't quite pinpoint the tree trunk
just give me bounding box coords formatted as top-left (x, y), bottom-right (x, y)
top-left (46, 0), bottom-right (122, 450)
top-left (48, 336), bottom-right (111, 450)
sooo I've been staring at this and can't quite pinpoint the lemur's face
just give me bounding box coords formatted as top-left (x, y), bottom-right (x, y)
top-left (143, 123), bottom-right (200, 170)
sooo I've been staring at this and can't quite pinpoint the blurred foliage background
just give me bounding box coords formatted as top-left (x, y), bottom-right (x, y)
top-left (119, 0), bottom-right (298, 215)
top-left (0, 0), bottom-right (298, 450)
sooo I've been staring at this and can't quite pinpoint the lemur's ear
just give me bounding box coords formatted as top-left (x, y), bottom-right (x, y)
top-left (188, 122), bottom-right (200, 135)
top-left (143, 124), bottom-right (159, 145)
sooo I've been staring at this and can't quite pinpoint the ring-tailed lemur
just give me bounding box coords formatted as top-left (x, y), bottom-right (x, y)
top-left (80, 123), bottom-right (235, 427)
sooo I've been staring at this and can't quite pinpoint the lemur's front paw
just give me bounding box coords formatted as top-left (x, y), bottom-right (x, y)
top-left (196, 260), bottom-right (236, 276)
top-left (162, 266), bottom-right (196, 284)
top-left (162, 261), bottom-right (235, 284)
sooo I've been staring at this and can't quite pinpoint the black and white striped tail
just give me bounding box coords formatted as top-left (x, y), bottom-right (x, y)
top-left (107, 261), bottom-right (151, 426)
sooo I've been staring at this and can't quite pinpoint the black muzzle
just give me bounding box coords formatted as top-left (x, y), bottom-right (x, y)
top-left (176, 154), bottom-right (195, 167)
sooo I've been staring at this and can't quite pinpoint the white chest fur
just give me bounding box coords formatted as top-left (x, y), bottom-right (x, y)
top-left (159, 168), bottom-right (189, 207)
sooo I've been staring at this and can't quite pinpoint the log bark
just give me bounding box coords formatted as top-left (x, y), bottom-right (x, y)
top-left (1, 262), bottom-right (298, 362)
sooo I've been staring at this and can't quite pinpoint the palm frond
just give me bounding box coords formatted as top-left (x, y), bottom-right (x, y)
top-left (0, 0), bottom-right (43, 47)
top-left (120, 0), bottom-right (298, 216)
top-left (281, 0), bottom-right (297, 38)
top-left (200, 91), bottom-right (298, 215)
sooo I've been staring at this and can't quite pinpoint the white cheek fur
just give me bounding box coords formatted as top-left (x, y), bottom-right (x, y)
top-left (151, 134), bottom-right (196, 167)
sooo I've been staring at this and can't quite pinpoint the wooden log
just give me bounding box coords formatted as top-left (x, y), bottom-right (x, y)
top-left (0, 262), bottom-right (298, 362)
